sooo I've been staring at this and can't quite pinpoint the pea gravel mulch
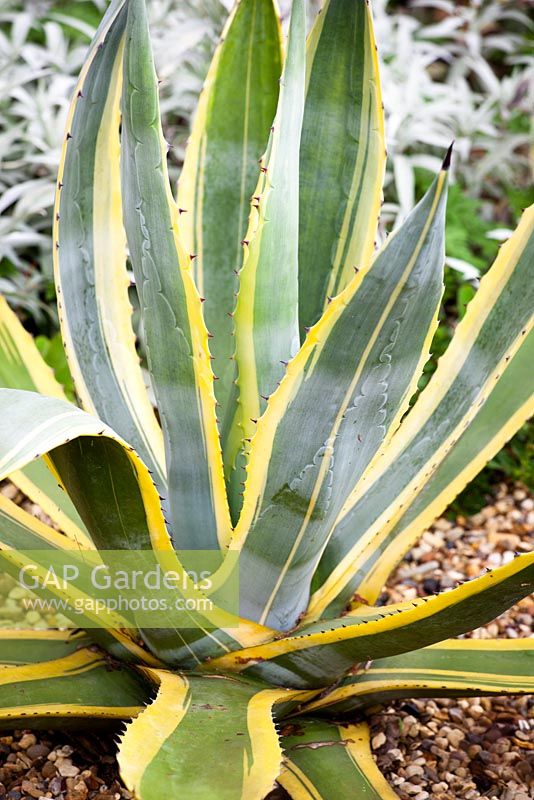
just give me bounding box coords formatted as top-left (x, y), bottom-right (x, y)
top-left (0, 483), bottom-right (532, 800)
top-left (369, 483), bottom-right (533, 800)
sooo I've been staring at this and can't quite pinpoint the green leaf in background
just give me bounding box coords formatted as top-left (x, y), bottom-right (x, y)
top-left (48, 1), bottom-right (103, 40)
top-left (440, 181), bottom-right (499, 272)
top-left (35, 333), bottom-right (75, 400)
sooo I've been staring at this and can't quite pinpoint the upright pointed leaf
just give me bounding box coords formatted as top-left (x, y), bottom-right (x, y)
top-left (0, 296), bottom-right (90, 544)
top-left (0, 650), bottom-right (150, 729)
top-left (326, 328), bottom-right (534, 612)
top-left (177, 0), bottom-right (282, 427)
top-left (205, 552), bottom-right (534, 688)
top-left (304, 639), bottom-right (534, 716)
top-left (311, 204), bottom-right (534, 618)
top-left (224, 0), bottom-right (306, 518)
top-left (53, 0), bottom-right (166, 488)
top-left (280, 720), bottom-right (399, 800)
top-left (118, 669), bottom-right (310, 800)
top-left (229, 168), bottom-right (447, 631)
top-left (121, 0), bottom-right (231, 549)
top-left (298, 0), bottom-right (386, 334)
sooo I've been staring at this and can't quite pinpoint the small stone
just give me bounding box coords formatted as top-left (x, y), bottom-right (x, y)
top-left (413, 560), bottom-right (440, 575)
top-left (467, 744), bottom-right (482, 758)
top-left (448, 707), bottom-right (463, 725)
top-left (422, 577), bottom-right (440, 594)
top-left (24, 610), bottom-right (42, 625)
top-left (48, 775), bottom-right (63, 795)
top-left (468, 704), bottom-right (485, 718)
top-left (422, 530), bottom-right (444, 547)
top-left (26, 743), bottom-right (51, 760)
top-left (56, 758), bottom-right (79, 778)
top-left (371, 732), bottom-right (386, 749)
top-left (17, 750), bottom-right (32, 768)
top-left (401, 782), bottom-right (421, 795)
top-left (67, 780), bottom-right (88, 800)
top-left (41, 761), bottom-right (57, 779)
top-left (0, 483), bottom-right (17, 500)
top-left (18, 734), bottom-right (36, 750)
top-left (7, 586), bottom-right (29, 600)
top-left (20, 780), bottom-right (43, 799)
top-left (404, 764), bottom-right (424, 778)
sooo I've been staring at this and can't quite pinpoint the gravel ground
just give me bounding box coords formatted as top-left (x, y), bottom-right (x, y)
top-left (0, 483), bottom-right (532, 799)
top-left (0, 732), bottom-right (132, 800)
top-left (370, 483), bottom-right (533, 800)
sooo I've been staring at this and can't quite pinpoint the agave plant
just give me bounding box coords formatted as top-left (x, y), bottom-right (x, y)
top-left (3, 0), bottom-right (533, 320)
top-left (0, 0), bottom-right (532, 798)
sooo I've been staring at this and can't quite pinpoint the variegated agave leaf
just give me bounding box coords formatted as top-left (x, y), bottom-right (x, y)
top-left (0, 0), bottom-right (532, 798)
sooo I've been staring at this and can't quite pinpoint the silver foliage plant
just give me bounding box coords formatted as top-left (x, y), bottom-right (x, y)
top-left (0, 0), bottom-right (532, 315)
top-left (0, 0), bottom-right (231, 320)
top-left (376, 0), bottom-right (534, 222)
